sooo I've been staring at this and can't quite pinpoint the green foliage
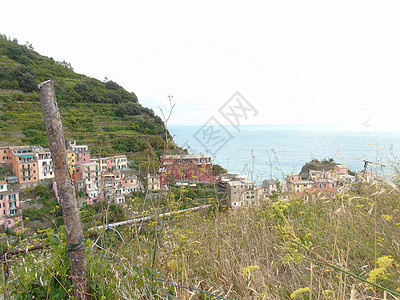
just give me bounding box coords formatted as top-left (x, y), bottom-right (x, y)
top-left (22, 185), bottom-right (62, 225)
top-left (0, 112), bottom-right (16, 121)
top-left (213, 164), bottom-right (227, 175)
top-left (0, 165), bottom-right (13, 180)
top-left (80, 201), bottom-right (127, 224)
top-left (34, 184), bottom-right (52, 201)
top-left (0, 34), bottom-right (168, 158)
top-left (112, 136), bottom-right (146, 152)
top-left (115, 102), bottom-right (142, 117)
top-left (299, 158), bottom-right (336, 178)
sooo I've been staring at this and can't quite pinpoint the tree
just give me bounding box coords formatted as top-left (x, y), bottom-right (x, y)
top-left (38, 80), bottom-right (90, 300)
top-left (213, 164), bottom-right (227, 175)
top-left (105, 80), bottom-right (120, 90)
top-left (17, 72), bottom-right (37, 92)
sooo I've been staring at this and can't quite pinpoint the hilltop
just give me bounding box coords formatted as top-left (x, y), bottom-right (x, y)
top-left (0, 34), bottom-right (169, 162)
top-left (299, 158), bottom-right (336, 178)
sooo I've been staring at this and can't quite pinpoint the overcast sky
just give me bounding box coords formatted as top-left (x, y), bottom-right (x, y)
top-left (1, 1), bottom-right (400, 130)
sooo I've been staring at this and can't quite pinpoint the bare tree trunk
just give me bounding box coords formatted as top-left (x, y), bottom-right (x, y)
top-left (38, 80), bottom-right (90, 299)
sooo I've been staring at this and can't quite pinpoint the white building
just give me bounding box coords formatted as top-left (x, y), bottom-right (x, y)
top-left (115, 155), bottom-right (128, 170)
top-left (34, 148), bottom-right (54, 183)
top-left (80, 162), bottom-right (101, 195)
top-left (224, 176), bottom-right (257, 208)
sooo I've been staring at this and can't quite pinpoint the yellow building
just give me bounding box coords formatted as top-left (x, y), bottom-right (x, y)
top-left (67, 150), bottom-right (76, 176)
top-left (288, 180), bottom-right (314, 193)
top-left (90, 157), bottom-right (108, 172)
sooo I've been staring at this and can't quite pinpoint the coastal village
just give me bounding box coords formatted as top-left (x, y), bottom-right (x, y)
top-left (0, 141), bottom-right (372, 230)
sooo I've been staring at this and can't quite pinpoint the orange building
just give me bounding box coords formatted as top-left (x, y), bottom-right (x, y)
top-left (10, 146), bottom-right (39, 189)
top-left (0, 147), bottom-right (12, 165)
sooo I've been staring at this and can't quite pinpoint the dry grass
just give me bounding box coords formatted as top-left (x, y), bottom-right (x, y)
top-left (81, 180), bottom-right (400, 299)
top-left (4, 180), bottom-right (400, 299)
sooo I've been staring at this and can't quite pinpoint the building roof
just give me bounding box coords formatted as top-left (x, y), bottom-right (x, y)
top-left (287, 173), bottom-right (299, 177)
top-left (263, 179), bottom-right (277, 186)
top-left (314, 178), bottom-right (334, 183)
top-left (80, 162), bottom-right (98, 166)
top-left (34, 149), bottom-right (51, 155)
top-left (294, 180), bottom-right (314, 185)
top-left (227, 178), bottom-right (255, 186)
top-left (308, 187), bottom-right (338, 194)
top-left (9, 146), bottom-right (30, 150)
top-left (162, 154), bottom-right (211, 160)
top-left (335, 164), bottom-right (347, 169)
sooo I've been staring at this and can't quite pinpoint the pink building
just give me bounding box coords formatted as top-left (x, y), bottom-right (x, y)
top-left (334, 164), bottom-right (348, 175)
top-left (106, 157), bottom-right (116, 171)
top-left (160, 154), bottom-right (215, 186)
top-left (68, 141), bottom-right (90, 171)
top-left (0, 180), bottom-right (21, 228)
top-left (287, 173), bottom-right (301, 182)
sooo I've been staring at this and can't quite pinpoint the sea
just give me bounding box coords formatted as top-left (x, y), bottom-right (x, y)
top-left (169, 125), bottom-right (400, 184)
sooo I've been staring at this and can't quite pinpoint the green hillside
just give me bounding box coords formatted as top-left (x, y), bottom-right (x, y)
top-left (0, 34), bottom-right (169, 160)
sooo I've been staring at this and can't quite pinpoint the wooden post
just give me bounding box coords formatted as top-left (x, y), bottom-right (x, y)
top-left (38, 80), bottom-right (90, 299)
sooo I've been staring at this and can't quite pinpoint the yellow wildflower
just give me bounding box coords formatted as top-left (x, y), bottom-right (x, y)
top-left (382, 214), bottom-right (393, 221)
top-left (290, 287), bottom-right (310, 299)
top-left (242, 265), bottom-right (260, 278)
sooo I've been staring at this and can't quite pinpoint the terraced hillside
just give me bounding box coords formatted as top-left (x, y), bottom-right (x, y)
top-left (0, 34), bottom-right (169, 162)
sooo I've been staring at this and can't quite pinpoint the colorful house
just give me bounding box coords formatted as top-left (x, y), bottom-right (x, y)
top-left (159, 154), bottom-right (215, 185)
top-left (106, 157), bottom-right (116, 171)
top-left (225, 176), bottom-right (257, 208)
top-left (286, 173), bottom-right (301, 182)
top-left (68, 141), bottom-right (90, 171)
top-left (80, 162), bottom-right (100, 195)
top-left (122, 176), bottom-right (141, 193)
top-left (67, 150), bottom-right (76, 176)
top-left (0, 180), bottom-right (21, 228)
top-left (10, 146), bottom-right (39, 189)
top-left (334, 164), bottom-right (349, 175)
top-left (146, 174), bottom-right (161, 191)
top-left (34, 148), bottom-right (54, 184)
top-left (0, 147), bottom-right (12, 165)
top-left (90, 157), bottom-right (108, 172)
top-left (115, 155), bottom-right (128, 170)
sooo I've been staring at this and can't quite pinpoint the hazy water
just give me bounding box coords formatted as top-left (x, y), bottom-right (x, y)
top-left (169, 125), bottom-right (400, 183)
